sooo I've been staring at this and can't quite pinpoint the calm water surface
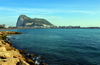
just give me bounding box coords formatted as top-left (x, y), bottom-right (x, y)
top-left (4, 29), bottom-right (100, 65)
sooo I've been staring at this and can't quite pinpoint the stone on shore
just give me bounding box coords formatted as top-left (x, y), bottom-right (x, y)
top-left (0, 40), bottom-right (29, 65)
top-left (26, 59), bottom-right (35, 65)
top-left (0, 58), bottom-right (29, 65)
top-left (0, 31), bottom-right (30, 65)
top-left (0, 51), bottom-right (23, 59)
top-left (0, 46), bottom-right (6, 52)
top-left (0, 58), bottom-right (20, 65)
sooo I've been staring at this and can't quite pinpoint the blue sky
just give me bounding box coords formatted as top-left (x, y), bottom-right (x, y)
top-left (0, 0), bottom-right (100, 27)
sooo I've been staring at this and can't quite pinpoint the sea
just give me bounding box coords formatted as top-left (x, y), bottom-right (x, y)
top-left (2, 29), bottom-right (100, 65)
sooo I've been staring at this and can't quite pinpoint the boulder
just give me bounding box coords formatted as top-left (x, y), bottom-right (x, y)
top-left (30, 54), bottom-right (35, 58)
top-left (0, 58), bottom-right (29, 65)
top-left (19, 49), bottom-right (27, 54)
top-left (0, 46), bottom-right (7, 52)
top-left (0, 41), bottom-right (4, 46)
top-left (4, 41), bottom-right (12, 46)
top-left (26, 59), bottom-right (35, 65)
top-left (17, 60), bottom-right (29, 65)
top-left (0, 51), bottom-right (23, 59)
top-left (0, 58), bottom-right (20, 65)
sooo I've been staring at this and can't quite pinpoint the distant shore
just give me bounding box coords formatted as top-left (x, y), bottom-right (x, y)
top-left (0, 27), bottom-right (100, 30)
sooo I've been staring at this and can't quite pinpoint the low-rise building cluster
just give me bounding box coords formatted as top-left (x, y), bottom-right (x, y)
top-left (0, 24), bottom-right (100, 29)
top-left (0, 24), bottom-right (6, 28)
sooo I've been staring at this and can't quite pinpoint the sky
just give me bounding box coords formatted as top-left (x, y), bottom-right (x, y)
top-left (0, 0), bottom-right (100, 27)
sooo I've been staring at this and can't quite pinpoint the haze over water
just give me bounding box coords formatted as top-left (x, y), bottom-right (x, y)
top-left (5, 29), bottom-right (100, 65)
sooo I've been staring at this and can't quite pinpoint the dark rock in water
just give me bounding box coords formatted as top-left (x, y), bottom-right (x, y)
top-left (8, 38), bottom-right (10, 40)
top-left (19, 49), bottom-right (28, 54)
top-left (4, 41), bottom-right (12, 46)
top-left (26, 59), bottom-right (35, 65)
top-left (30, 54), bottom-right (35, 58)
top-left (41, 63), bottom-right (48, 65)
top-left (16, 15), bottom-right (53, 27)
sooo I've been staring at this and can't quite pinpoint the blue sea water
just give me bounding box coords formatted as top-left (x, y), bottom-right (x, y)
top-left (4, 29), bottom-right (100, 65)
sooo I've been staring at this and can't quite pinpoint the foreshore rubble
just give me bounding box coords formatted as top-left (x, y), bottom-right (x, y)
top-left (0, 31), bottom-right (47, 65)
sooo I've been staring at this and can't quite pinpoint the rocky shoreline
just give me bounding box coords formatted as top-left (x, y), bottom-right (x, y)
top-left (0, 31), bottom-right (47, 65)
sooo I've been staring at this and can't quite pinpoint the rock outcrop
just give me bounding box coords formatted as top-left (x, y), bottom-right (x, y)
top-left (0, 40), bottom-right (30, 65)
top-left (16, 15), bottom-right (53, 27)
top-left (0, 31), bottom-right (47, 65)
top-left (0, 31), bottom-right (21, 40)
top-left (0, 31), bottom-right (29, 65)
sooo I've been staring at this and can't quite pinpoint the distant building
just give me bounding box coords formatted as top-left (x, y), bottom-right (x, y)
top-left (0, 24), bottom-right (6, 28)
top-left (67, 26), bottom-right (81, 28)
top-left (87, 27), bottom-right (99, 29)
top-left (8, 26), bottom-right (16, 28)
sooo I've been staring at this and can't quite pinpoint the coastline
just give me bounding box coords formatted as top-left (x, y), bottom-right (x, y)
top-left (0, 31), bottom-right (47, 65)
top-left (0, 27), bottom-right (100, 31)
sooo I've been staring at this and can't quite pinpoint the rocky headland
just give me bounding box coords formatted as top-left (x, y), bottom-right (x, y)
top-left (16, 15), bottom-right (53, 27)
top-left (0, 31), bottom-right (47, 65)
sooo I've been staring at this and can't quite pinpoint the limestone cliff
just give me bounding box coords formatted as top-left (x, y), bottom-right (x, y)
top-left (16, 15), bottom-right (53, 27)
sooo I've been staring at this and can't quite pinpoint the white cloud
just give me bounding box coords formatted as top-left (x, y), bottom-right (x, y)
top-left (70, 11), bottom-right (95, 14)
top-left (0, 7), bottom-right (53, 14)
top-left (0, 7), bottom-right (98, 15)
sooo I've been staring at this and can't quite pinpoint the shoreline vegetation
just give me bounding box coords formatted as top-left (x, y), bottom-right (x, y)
top-left (0, 31), bottom-right (47, 65)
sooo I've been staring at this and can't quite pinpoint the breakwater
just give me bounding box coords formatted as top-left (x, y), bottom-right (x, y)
top-left (0, 31), bottom-right (47, 65)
